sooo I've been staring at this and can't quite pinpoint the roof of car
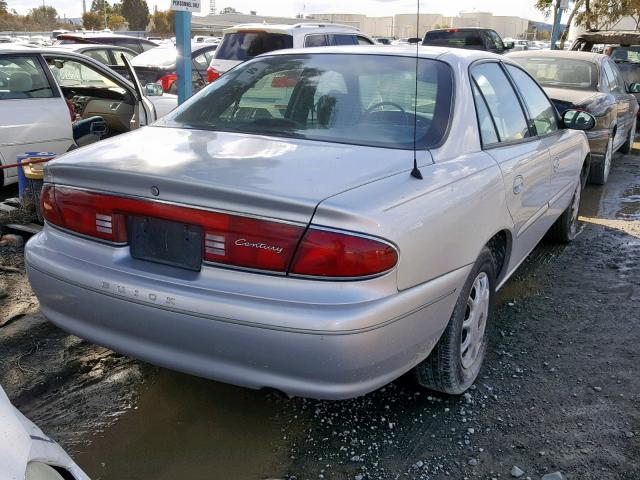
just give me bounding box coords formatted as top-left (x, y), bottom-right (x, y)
top-left (223, 22), bottom-right (361, 34)
top-left (261, 44), bottom-right (506, 64)
top-left (58, 32), bottom-right (151, 40)
top-left (49, 43), bottom-right (135, 52)
top-left (506, 49), bottom-right (605, 63)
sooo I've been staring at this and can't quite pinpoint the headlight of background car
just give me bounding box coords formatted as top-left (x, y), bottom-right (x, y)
top-left (25, 462), bottom-right (67, 480)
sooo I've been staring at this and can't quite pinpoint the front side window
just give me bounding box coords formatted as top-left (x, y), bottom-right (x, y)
top-left (357, 36), bottom-right (374, 45)
top-left (506, 65), bottom-right (558, 136)
top-left (162, 54), bottom-right (453, 150)
top-left (489, 31), bottom-right (504, 50)
top-left (113, 49), bottom-right (136, 66)
top-left (471, 62), bottom-right (530, 142)
top-left (0, 55), bottom-right (54, 99)
top-left (46, 57), bottom-right (119, 90)
top-left (329, 34), bottom-right (356, 46)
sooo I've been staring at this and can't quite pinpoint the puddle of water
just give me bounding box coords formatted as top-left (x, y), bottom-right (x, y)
top-left (74, 370), bottom-right (292, 480)
top-left (615, 186), bottom-right (640, 220)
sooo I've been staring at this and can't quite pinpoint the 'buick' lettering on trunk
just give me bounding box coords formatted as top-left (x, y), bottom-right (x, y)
top-left (235, 239), bottom-right (284, 254)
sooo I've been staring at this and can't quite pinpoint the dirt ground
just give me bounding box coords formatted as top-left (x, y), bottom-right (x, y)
top-left (0, 152), bottom-right (638, 480)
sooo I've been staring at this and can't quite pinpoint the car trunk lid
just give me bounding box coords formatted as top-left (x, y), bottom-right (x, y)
top-left (46, 126), bottom-right (423, 225)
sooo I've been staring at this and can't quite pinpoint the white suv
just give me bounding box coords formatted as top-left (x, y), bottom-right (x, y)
top-left (206, 23), bottom-right (374, 82)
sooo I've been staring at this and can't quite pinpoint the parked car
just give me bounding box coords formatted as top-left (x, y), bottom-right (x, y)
top-left (0, 384), bottom-right (89, 480)
top-left (391, 37), bottom-right (422, 45)
top-left (56, 33), bottom-right (158, 54)
top-left (423, 28), bottom-right (515, 53)
top-left (114, 43), bottom-right (218, 94)
top-left (50, 43), bottom-right (138, 69)
top-left (0, 45), bottom-right (176, 187)
top-left (571, 31), bottom-right (640, 109)
top-left (508, 50), bottom-right (639, 185)
top-left (207, 23), bottom-right (374, 82)
top-left (26, 45), bottom-right (594, 400)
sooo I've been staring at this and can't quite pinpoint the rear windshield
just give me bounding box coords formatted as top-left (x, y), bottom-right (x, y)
top-left (215, 32), bottom-right (293, 61)
top-left (160, 53), bottom-right (453, 150)
top-left (513, 57), bottom-right (598, 90)
top-left (424, 30), bottom-right (484, 48)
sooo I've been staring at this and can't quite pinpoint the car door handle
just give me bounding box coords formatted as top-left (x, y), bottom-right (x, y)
top-left (513, 175), bottom-right (524, 195)
top-left (553, 157), bottom-right (560, 173)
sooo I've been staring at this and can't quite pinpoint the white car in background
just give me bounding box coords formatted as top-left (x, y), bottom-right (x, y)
top-left (0, 45), bottom-right (177, 188)
top-left (206, 22), bottom-right (374, 82)
top-left (1, 385), bottom-right (89, 480)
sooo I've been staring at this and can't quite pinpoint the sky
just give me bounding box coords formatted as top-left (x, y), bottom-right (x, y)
top-left (8, 0), bottom-right (549, 23)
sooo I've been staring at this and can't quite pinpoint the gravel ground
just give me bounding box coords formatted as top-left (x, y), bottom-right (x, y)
top-left (0, 152), bottom-right (638, 480)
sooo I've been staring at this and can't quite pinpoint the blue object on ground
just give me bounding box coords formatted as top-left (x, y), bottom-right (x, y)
top-left (16, 152), bottom-right (56, 199)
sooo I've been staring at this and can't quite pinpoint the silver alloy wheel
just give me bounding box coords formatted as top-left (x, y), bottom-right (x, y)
top-left (460, 272), bottom-right (490, 369)
top-left (603, 137), bottom-right (613, 180)
top-left (568, 183), bottom-right (581, 237)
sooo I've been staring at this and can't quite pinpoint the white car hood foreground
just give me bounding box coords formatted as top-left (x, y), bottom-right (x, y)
top-left (0, 386), bottom-right (89, 480)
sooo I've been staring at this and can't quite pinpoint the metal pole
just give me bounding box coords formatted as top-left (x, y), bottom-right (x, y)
top-left (550, 1), bottom-right (564, 50)
top-left (175, 10), bottom-right (192, 105)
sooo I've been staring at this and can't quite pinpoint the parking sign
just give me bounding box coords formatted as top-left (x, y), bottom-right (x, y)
top-left (170, 0), bottom-right (201, 13)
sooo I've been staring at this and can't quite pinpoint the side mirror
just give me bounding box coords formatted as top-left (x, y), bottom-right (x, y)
top-left (144, 83), bottom-right (163, 96)
top-left (628, 82), bottom-right (640, 94)
top-left (562, 109), bottom-right (596, 131)
top-left (504, 41), bottom-right (515, 50)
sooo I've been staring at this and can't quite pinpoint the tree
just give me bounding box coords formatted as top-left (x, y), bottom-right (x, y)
top-left (150, 10), bottom-right (169, 33)
top-left (0, 0), bottom-right (7, 15)
top-left (83, 11), bottom-right (103, 29)
top-left (108, 13), bottom-right (125, 30)
top-left (28, 5), bottom-right (57, 27)
top-left (220, 6), bottom-right (237, 14)
top-left (122, 0), bottom-right (149, 30)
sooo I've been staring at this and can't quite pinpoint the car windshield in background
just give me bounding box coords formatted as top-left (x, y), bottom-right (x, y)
top-left (610, 46), bottom-right (640, 64)
top-left (161, 54), bottom-right (453, 150)
top-left (132, 46), bottom-right (176, 67)
top-left (424, 30), bottom-right (484, 48)
top-left (215, 32), bottom-right (293, 61)
top-left (514, 57), bottom-right (597, 90)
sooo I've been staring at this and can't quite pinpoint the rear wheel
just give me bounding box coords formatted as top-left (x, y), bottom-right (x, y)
top-left (619, 119), bottom-right (636, 154)
top-left (414, 247), bottom-right (496, 394)
top-left (589, 136), bottom-right (613, 185)
top-left (548, 181), bottom-right (581, 243)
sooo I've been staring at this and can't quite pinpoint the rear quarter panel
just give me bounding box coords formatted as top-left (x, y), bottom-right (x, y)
top-left (312, 153), bottom-right (513, 291)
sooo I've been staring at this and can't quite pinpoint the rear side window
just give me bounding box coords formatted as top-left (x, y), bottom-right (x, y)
top-left (0, 56), bottom-right (55, 99)
top-left (357, 36), bottom-right (374, 45)
top-left (113, 49), bottom-right (136, 66)
top-left (83, 49), bottom-right (111, 65)
top-left (216, 32), bottom-right (293, 61)
top-left (139, 39), bottom-right (158, 52)
top-left (472, 82), bottom-right (499, 146)
top-left (506, 65), bottom-right (558, 136)
top-left (304, 34), bottom-right (328, 47)
top-left (488, 31), bottom-right (504, 50)
top-left (329, 34), bottom-right (356, 46)
top-left (118, 39), bottom-right (143, 53)
top-left (471, 62), bottom-right (530, 143)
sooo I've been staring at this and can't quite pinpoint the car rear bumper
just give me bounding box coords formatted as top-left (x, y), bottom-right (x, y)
top-left (26, 226), bottom-right (466, 399)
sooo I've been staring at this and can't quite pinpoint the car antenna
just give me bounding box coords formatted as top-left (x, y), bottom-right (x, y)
top-left (411, 0), bottom-right (423, 180)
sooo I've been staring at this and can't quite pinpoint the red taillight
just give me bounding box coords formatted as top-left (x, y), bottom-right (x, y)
top-left (43, 186), bottom-right (398, 278)
top-left (158, 73), bottom-right (177, 92)
top-left (207, 66), bottom-right (220, 83)
top-left (290, 229), bottom-right (398, 278)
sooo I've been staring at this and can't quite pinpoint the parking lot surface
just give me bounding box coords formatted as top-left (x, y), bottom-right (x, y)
top-left (1, 151), bottom-right (639, 479)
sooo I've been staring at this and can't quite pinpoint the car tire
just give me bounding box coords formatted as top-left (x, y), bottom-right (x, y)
top-left (619, 120), bottom-right (636, 154)
top-left (414, 247), bottom-right (496, 395)
top-left (548, 180), bottom-right (581, 244)
top-left (589, 136), bottom-right (613, 185)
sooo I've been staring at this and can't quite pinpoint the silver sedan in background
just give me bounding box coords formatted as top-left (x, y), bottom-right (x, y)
top-left (26, 46), bottom-right (593, 400)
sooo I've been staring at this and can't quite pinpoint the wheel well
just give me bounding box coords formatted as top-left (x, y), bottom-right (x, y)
top-left (486, 230), bottom-right (510, 281)
top-left (580, 154), bottom-right (591, 188)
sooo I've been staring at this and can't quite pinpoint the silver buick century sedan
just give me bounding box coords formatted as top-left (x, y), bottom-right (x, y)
top-left (26, 46), bottom-right (593, 399)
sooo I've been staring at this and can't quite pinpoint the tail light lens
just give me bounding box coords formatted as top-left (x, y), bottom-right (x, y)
top-left (207, 66), bottom-right (220, 83)
top-left (42, 186), bottom-right (398, 278)
top-left (157, 73), bottom-right (177, 92)
top-left (290, 229), bottom-right (398, 278)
